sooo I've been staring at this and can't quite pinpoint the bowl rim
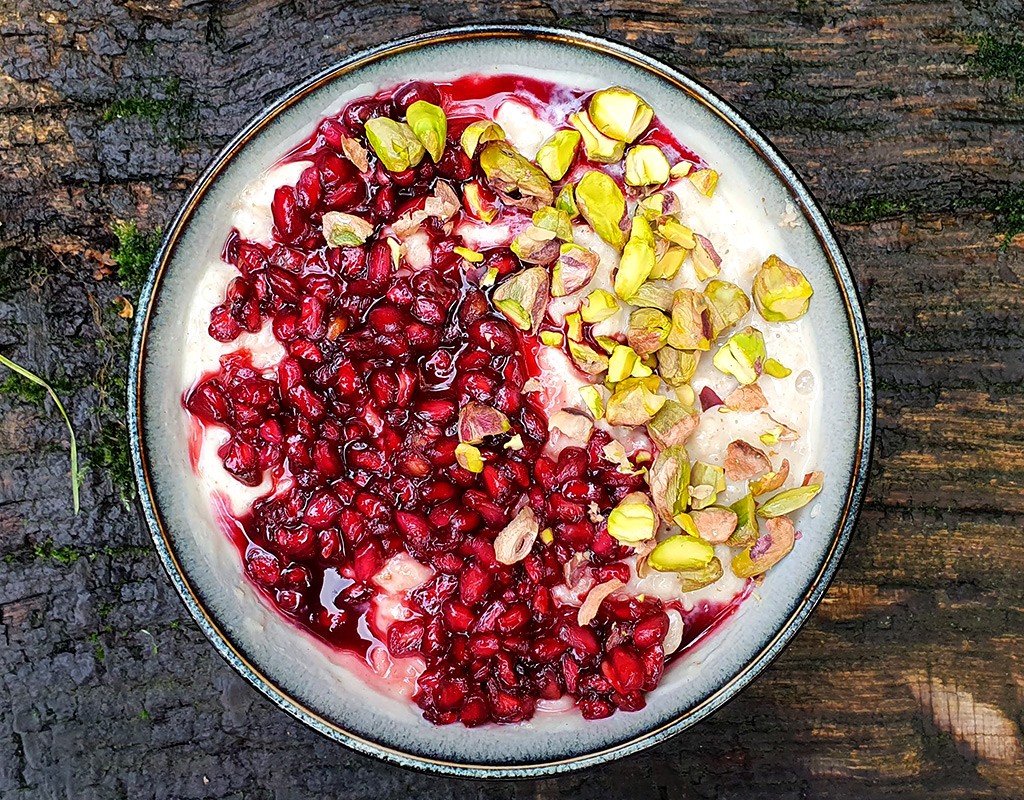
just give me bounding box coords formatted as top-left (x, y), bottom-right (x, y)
top-left (129, 23), bottom-right (875, 779)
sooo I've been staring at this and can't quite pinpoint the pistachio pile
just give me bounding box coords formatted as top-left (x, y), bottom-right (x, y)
top-left (358, 85), bottom-right (823, 591)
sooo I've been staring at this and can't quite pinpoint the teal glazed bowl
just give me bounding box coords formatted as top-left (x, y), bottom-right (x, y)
top-left (129, 26), bottom-right (873, 777)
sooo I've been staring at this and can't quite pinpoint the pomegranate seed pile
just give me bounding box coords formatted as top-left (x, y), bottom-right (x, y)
top-left (185, 79), bottom-right (695, 725)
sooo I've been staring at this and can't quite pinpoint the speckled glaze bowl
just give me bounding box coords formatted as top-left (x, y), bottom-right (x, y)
top-left (129, 26), bottom-right (873, 777)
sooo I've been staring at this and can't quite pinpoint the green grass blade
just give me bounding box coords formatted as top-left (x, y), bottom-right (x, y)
top-left (0, 354), bottom-right (80, 514)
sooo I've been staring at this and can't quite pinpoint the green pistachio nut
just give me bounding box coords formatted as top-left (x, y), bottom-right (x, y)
top-left (727, 493), bottom-right (760, 548)
top-left (493, 266), bottom-right (550, 333)
top-left (627, 308), bottom-right (671, 358)
top-left (579, 384), bottom-right (605, 420)
top-left (462, 181), bottom-right (498, 222)
top-left (406, 100), bottom-right (447, 162)
top-left (688, 168), bottom-right (719, 198)
top-left (454, 246), bottom-right (483, 263)
top-left (647, 445), bottom-right (690, 522)
top-left (678, 557), bottom-right (724, 591)
top-left (455, 442), bottom-right (484, 473)
top-left (607, 492), bottom-right (657, 543)
top-left (458, 401), bottom-right (510, 444)
top-left (629, 280), bottom-right (675, 311)
top-left (757, 484), bottom-right (822, 518)
top-left (703, 279), bottom-right (751, 339)
top-left (588, 87), bottom-right (654, 142)
top-left (575, 170), bottom-right (628, 249)
top-left (580, 288), bottom-right (619, 322)
top-left (511, 225), bottom-right (561, 265)
top-left (691, 233), bottom-right (722, 281)
top-left (624, 144), bottom-right (671, 186)
top-left (568, 340), bottom-right (610, 375)
top-left (690, 461), bottom-right (725, 511)
top-left (712, 326), bottom-right (767, 385)
top-left (569, 110), bottom-right (626, 163)
top-left (656, 218), bottom-right (696, 249)
top-left (322, 211), bottom-right (374, 247)
top-left (657, 346), bottom-right (700, 387)
top-left (614, 215), bottom-right (656, 300)
top-left (648, 534), bottom-right (715, 572)
top-left (752, 255), bottom-right (814, 321)
top-left (365, 118), bottom-right (426, 172)
top-left (539, 331), bottom-right (563, 347)
top-left (478, 142), bottom-right (554, 211)
top-left (668, 289), bottom-right (713, 351)
top-left (552, 243), bottom-right (600, 297)
top-left (607, 345), bottom-right (641, 384)
top-left (732, 516), bottom-right (795, 578)
top-left (535, 129), bottom-right (581, 180)
top-left (647, 399), bottom-right (699, 449)
top-left (460, 120), bottom-right (505, 157)
top-left (565, 312), bottom-right (583, 341)
top-left (650, 240), bottom-right (686, 280)
top-left (532, 206), bottom-right (574, 241)
top-left (604, 376), bottom-right (666, 426)
top-left (555, 183), bottom-right (579, 218)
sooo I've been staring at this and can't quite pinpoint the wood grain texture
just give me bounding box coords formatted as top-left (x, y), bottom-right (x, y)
top-left (1, 1), bottom-right (1022, 797)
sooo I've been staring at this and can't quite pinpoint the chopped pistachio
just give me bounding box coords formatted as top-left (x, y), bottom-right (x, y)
top-left (764, 358), bottom-right (792, 379)
top-left (656, 218), bottom-right (697, 249)
top-left (493, 506), bottom-right (540, 565)
top-left (460, 120), bottom-right (505, 157)
top-left (535, 129), bottom-right (581, 180)
top-left (532, 206), bottom-right (574, 241)
top-left (595, 335), bottom-right (619, 354)
top-left (607, 345), bottom-right (641, 383)
top-left (385, 236), bottom-right (402, 269)
top-left (588, 87), bottom-right (654, 142)
top-left (539, 526), bottom-right (554, 545)
top-left (338, 134), bottom-right (371, 172)
top-left (678, 557), bottom-right (724, 591)
top-left (580, 289), bottom-right (619, 323)
top-left (636, 192), bottom-right (681, 221)
top-left (458, 401), bottom-right (510, 444)
top-left (675, 383), bottom-right (696, 407)
top-left (727, 493), bottom-right (760, 547)
top-left (673, 511), bottom-right (701, 538)
top-left (480, 266), bottom-right (499, 288)
top-left (605, 376), bottom-right (666, 426)
top-left (627, 308), bottom-right (671, 358)
top-left (455, 442), bottom-right (484, 473)
top-left (724, 383), bottom-right (768, 412)
top-left (668, 289), bottom-right (713, 351)
top-left (454, 246), bottom-right (484, 263)
top-left (424, 181), bottom-right (460, 221)
top-left (647, 400), bottom-right (699, 449)
top-left (688, 168), bottom-right (719, 198)
top-left (651, 240), bottom-right (686, 281)
top-left (670, 161), bottom-right (694, 179)
top-left (493, 266), bottom-right (550, 333)
top-left (757, 484), bottom-right (821, 518)
top-left (648, 534), bottom-right (716, 572)
top-left (657, 346), bottom-right (700, 387)
top-left (322, 211), bottom-right (374, 247)
top-left (607, 492), bottom-right (657, 543)
top-left (406, 100), bottom-right (447, 162)
top-left (724, 440), bottom-right (771, 481)
top-left (629, 280), bottom-right (675, 311)
top-left (631, 359), bottom-right (653, 378)
top-left (624, 145), bottom-right (671, 186)
top-left (568, 340), bottom-right (610, 375)
top-left (759, 414), bottom-right (799, 447)
top-left (462, 181), bottom-right (498, 222)
top-left (602, 439), bottom-right (644, 475)
top-left (752, 255), bottom-right (814, 321)
top-left (566, 312), bottom-right (583, 341)
top-left (579, 384), bottom-right (605, 420)
top-left (712, 326), bottom-right (767, 385)
top-left (569, 109), bottom-right (626, 163)
top-left (549, 409), bottom-right (594, 443)
top-left (365, 117), bottom-right (426, 172)
top-left (691, 234), bottom-right (722, 281)
top-left (478, 142), bottom-right (554, 210)
top-left (504, 434), bottom-right (524, 451)
top-left (732, 516), bottom-right (795, 578)
top-left (690, 461), bottom-right (725, 510)
top-left (552, 243), bottom-right (600, 297)
top-left (511, 225), bottom-right (560, 265)
top-left (614, 216), bottom-right (656, 300)
top-left (556, 183), bottom-right (579, 218)
top-left (691, 507), bottom-right (739, 544)
top-left (704, 279), bottom-right (751, 339)
top-left (575, 171), bottom-right (628, 250)
top-left (750, 458), bottom-right (790, 497)
top-left (540, 331), bottom-right (564, 347)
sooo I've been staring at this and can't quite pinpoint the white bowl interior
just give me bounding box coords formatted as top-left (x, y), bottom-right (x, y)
top-left (135, 32), bottom-right (865, 773)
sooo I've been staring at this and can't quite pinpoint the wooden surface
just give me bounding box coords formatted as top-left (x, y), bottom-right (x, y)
top-left (2, 1), bottom-right (1023, 797)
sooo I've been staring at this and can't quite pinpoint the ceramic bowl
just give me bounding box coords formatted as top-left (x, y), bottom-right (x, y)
top-left (129, 25), bottom-right (873, 777)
